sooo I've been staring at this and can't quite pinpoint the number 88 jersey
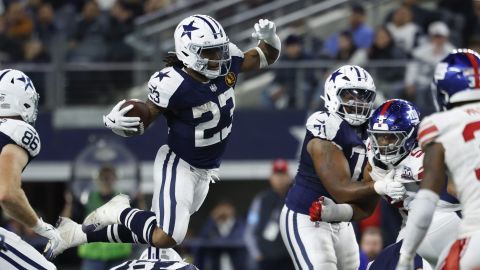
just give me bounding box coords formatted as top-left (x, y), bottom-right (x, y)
top-left (147, 43), bottom-right (244, 169)
top-left (418, 102), bottom-right (480, 238)
top-left (0, 118), bottom-right (41, 160)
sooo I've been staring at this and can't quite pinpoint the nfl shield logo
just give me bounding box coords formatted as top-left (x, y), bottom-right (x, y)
top-left (209, 84), bottom-right (217, 92)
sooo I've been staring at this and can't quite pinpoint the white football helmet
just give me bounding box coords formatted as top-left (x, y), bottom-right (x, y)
top-left (323, 65), bottom-right (376, 126)
top-left (0, 69), bottom-right (39, 124)
top-left (174, 14), bottom-right (231, 79)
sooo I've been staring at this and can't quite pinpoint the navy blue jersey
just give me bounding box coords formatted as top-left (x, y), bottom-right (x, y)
top-left (286, 110), bottom-right (368, 215)
top-left (148, 43), bottom-right (244, 169)
top-left (0, 118), bottom-right (40, 162)
top-left (369, 240), bottom-right (424, 270)
top-left (111, 259), bottom-right (198, 270)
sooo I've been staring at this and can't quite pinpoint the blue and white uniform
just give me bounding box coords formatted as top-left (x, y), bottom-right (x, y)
top-left (147, 43), bottom-right (244, 243)
top-left (0, 119), bottom-right (56, 270)
top-left (279, 110), bottom-right (368, 270)
top-left (366, 143), bottom-right (461, 268)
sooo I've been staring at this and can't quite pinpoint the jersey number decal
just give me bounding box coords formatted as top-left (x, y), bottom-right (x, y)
top-left (351, 146), bottom-right (366, 181)
top-left (21, 130), bottom-right (39, 152)
top-left (463, 120), bottom-right (480, 181)
top-left (193, 88), bottom-right (235, 147)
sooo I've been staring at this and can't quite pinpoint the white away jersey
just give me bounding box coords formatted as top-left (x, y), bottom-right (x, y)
top-left (0, 118), bottom-right (40, 159)
top-left (367, 139), bottom-right (459, 216)
top-left (418, 102), bottom-right (480, 237)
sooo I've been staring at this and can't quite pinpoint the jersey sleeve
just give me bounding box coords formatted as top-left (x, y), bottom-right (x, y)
top-left (305, 111), bottom-right (343, 148)
top-left (147, 67), bottom-right (184, 109)
top-left (0, 119), bottom-right (41, 159)
top-left (229, 42), bottom-right (244, 59)
top-left (417, 116), bottom-right (441, 149)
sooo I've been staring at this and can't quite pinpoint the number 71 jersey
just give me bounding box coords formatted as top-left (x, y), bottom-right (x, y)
top-left (0, 118), bottom-right (41, 160)
top-left (147, 43), bottom-right (244, 169)
top-left (418, 102), bottom-right (480, 238)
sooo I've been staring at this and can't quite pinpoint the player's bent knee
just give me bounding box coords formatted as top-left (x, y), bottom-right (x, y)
top-left (151, 228), bottom-right (177, 248)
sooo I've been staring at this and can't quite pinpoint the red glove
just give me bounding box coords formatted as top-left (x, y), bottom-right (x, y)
top-left (309, 197), bottom-right (324, 222)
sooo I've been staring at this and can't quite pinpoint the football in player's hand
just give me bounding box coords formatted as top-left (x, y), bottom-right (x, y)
top-left (121, 99), bottom-right (151, 130)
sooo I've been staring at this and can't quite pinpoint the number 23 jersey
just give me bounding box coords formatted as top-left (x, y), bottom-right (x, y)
top-left (147, 43), bottom-right (244, 169)
top-left (0, 118), bottom-right (41, 162)
top-left (286, 110), bottom-right (369, 215)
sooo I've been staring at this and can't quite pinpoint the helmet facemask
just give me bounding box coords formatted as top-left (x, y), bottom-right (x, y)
top-left (337, 88), bottom-right (376, 126)
top-left (187, 42), bottom-right (231, 79)
top-left (368, 129), bottom-right (413, 165)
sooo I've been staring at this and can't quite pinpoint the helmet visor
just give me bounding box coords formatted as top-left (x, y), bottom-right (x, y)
top-left (338, 88), bottom-right (376, 120)
top-left (368, 130), bottom-right (408, 164)
top-left (193, 42), bottom-right (231, 78)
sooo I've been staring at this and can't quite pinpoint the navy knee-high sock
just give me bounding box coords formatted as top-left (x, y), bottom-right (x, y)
top-left (118, 208), bottom-right (157, 245)
top-left (87, 224), bottom-right (147, 244)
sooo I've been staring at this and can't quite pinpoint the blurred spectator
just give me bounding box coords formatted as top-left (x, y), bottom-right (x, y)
top-left (23, 39), bottom-right (50, 62)
top-left (34, 3), bottom-right (59, 48)
top-left (194, 199), bottom-right (246, 270)
top-left (334, 31), bottom-right (367, 65)
top-left (368, 27), bottom-right (407, 92)
top-left (67, 0), bottom-right (108, 62)
top-left (5, 2), bottom-right (34, 41)
top-left (106, 0), bottom-right (134, 62)
top-left (385, 0), bottom-right (443, 33)
top-left (245, 159), bottom-right (294, 270)
top-left (404, 21), bottom-right (454, 113)
top-left (63, 166), bottom-right (133, 270)
top-left (263, 34), bottom-right (316, 109)
top-left (143, 0), bottom-right (170, 15)
top-left (0, 15), bottom-right (23, 62)
top-left (323, 3), bottom-right (374, 58)
top-left (386, 6), bottom-right (423, 54)
top-left (360, 227), bottom-right (383, 262)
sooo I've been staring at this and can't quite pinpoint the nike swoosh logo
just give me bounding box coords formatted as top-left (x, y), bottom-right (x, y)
top-left (107, 117), bottom-right (116, 124)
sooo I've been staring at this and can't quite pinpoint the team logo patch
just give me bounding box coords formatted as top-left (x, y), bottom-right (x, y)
top-left (225, 72), bottom-right (236, 87)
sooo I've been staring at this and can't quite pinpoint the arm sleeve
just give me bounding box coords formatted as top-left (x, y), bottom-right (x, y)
top-left (399, 189), bottom-right (439, 258)
top-left (244, 196), bottom-right (262, 259)
top-left (147, 68), bottom-right (184, 109)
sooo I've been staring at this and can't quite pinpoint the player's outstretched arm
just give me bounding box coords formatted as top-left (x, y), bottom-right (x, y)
top-left (0, 144), bottom-right (62, 258)
top-left (397, 142), bottom-right (444, 269)
top-left (307, 138), bottom-right (405, 204)
top-left (309, 166), bottom-right (380, 223)
top-left (241, 19), bottom-right (280, 72)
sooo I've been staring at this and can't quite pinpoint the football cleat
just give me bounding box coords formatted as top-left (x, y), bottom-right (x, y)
top-left (82, 194), bottom-right (130, 233)
top-left (44, 217), bottom-right (86, 259)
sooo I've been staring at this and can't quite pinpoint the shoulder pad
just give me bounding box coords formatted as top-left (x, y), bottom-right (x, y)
top-left (147, 67), bottom-right (184, 108)
top-left (229, 42), bottom-right (244, 58)
top-left (394, 147), bottom-right (424, 183)
top-left (417, 115), bottom-right (441, 149)
top-left (306, 111), bottom-right (342, 141)
top-left (0, 119), bottom-right (41, 158)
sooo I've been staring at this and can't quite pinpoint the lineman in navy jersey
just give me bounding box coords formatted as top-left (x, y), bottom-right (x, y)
top-left (51, 15), bottom-right (281, 256)
top-left (0, 69), bottom-right (64, 269)
top-left (279, 65), bottom-right (406, 270)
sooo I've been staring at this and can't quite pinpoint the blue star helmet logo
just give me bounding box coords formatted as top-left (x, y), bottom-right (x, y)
top-left (155, 71), bottom-right (170, 81)
top-left (181, 20), bottom-right (199, 40)
top-left (329, 69), bottom-right (342, 83)
top-left (17, 76), bottom-right (34, 91)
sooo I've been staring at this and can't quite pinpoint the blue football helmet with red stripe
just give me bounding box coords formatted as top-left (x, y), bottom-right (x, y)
top-left (368, 99), bottom-right (421, 164)
top-left (433, 48), bottom-right (480, 111)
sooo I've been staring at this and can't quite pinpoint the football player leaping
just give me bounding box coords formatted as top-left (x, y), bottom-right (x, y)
top-left (396, 50), bottom-right (480, 270)
top-left (279, 65), bottom-right (407, 270)
top-left (0, 69), bottom-right (63, 269)
top-left (49, 15), bottom-right (281, 257)
top-left (310, 99), bottom-right (461, 270)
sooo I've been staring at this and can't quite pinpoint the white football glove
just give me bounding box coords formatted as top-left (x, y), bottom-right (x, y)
top-left (32, 218), bottom-right (64, 260)
top-left (251, 19), bottom-right (281, 50)
top-left (396, 253), bottom-right (414, 270)
top-left (373, 170), bottom-right (406, 202)
top-left (318, 196), bottom-right (353, 222)
top-left (103, 100), bottom-right (141, 137)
